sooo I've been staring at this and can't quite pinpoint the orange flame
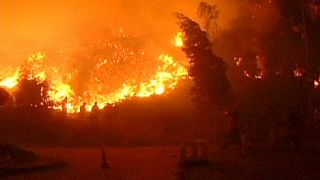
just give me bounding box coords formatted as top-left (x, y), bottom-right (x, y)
top-left (315, 77), bottom-right (320, 89)
top-left (0, 33), bottom-right (189, 113)
top-left (175, 32), bottom-right (184, 47)
top-left (0, 69), bottom-right (20, 89)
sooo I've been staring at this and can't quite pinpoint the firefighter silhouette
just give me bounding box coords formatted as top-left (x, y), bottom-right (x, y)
top-left (61, 97), bottom-right (68, 114)
top-left (91, 102), bottom-right (99, 113)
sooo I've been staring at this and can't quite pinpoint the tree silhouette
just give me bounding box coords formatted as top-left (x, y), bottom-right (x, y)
top-left (175, 13), bottom-right (232, 111)
top-left (14, 78), bottom-right (52, 107)
top-left (0, 88), bottom-right (12, 106)
top-left (277, 0), bottom-right (320, 78)
top-left (197, 1), bottom-right (220, 37)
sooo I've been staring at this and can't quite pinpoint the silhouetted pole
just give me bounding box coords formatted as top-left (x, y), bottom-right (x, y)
top-left (101, 144), bottom-right (109, 169)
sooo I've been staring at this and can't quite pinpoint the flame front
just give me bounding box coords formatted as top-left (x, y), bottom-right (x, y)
top-left (0, 33), bottom-right (189, 113)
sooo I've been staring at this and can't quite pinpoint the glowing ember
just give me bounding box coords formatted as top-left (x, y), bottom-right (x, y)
top-left (243, 71), bottom-right (263, 80)
top-left (28, 52), bottom-right (46, 63)
top-left (315, 77), bottom-right (320, 89)
top-left (234, 55), bottom-right (265, 80)
top-left (175, 32), bottom-right (185, 47)
top-left (234, 57), bottom-right (243, 66)
top-left (294, 68), bottom-right (305, 77)
top-left (35, 71), bottom-right (47, 82)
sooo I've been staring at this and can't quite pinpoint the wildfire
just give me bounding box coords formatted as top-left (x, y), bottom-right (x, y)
top-left (0, 69), bottom-right (20, 89)
top-left (0, 33), bottom-right (189, 113)
top-left (243, 70), bottom-right (263, 80)
top-left (137, 54), bottom-right (188, 97)
top-left (315, 77), bottom-right (320, 89)
top-left (49, 82), bottom-right (74, 103)
top-left (294, 68), bottom-right (305, 78)
top-left (234, 55), bottom-right (265, 80)
top-left (175, 32), bottom-right (185, 47)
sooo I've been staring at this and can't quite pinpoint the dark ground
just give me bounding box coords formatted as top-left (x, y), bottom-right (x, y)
top-left (2, 144), bottom-right (320, 180)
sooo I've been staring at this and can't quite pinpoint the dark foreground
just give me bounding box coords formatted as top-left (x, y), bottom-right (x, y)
top-left (2, 145), bottom-right (320, 180)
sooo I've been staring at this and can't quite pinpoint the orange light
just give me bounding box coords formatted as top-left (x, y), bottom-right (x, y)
top-left (0, 32), bottom-right (189, 114)
top-left (175, 32), bottom-right (184, 47)
top-left (315, 79), bottom-right (320, 89)
top-left (0, 70), bottom-right (20, 89)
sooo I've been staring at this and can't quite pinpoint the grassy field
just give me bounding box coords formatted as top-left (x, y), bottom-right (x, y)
top-left (3, 145), bottom-right (320, 180)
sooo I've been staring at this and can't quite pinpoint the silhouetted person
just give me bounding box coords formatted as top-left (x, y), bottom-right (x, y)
top-left (79, 102), bottom-right (87, 118)
top-left (59, 97), bottom-right (68, 120)
top-left (91, 102), bottom-right (99, 113)
top-left (61, 97), bottom-right (68, 114)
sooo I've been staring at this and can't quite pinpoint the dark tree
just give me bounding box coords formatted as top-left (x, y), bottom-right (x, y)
top-left (262, 18), bottom-right (305, 77)
top-left (0, 88), bottom-right (12, 106)
top-left (14, 78), bottom-right (52, 107)
top-left (214, 0), bottom-right (320, 140)
top-left (175, 13), bottom-right (232, 111)
top-left (265, 0), bottom-right (320, 115)
top-left (197, 1), bottom-right (220, 35)
top-left (277, 0), bottom-right (320, 78)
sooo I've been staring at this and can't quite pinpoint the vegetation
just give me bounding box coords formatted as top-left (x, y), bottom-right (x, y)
top-left (14, 78), bottom-right (52, 107)
top-left (1, 0), bottom-right (320, 146)
top-left (175, 12), bottom-right (232, 112)
top-left (174, 0), bottom-right (320, 142)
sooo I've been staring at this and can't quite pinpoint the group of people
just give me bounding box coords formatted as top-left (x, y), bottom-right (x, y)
top-left (61, 97), bottom-right (100, 115)
top-left (79, 102), bottom-right (100, 114)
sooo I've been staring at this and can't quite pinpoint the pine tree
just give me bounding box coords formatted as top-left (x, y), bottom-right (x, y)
top-left (175, 13), bottom-right (232, 111)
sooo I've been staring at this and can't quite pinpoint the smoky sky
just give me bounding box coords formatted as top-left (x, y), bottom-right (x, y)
top-left (0, 0), bottom-right (240, 66)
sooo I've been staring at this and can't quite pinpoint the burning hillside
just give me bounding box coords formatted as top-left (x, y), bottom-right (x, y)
top-left (0, 32), bottom-right (188, 113)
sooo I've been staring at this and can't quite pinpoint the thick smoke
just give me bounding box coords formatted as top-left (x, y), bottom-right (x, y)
top-left (0, 0), bottom-right (240, 65)
top-left (0, 0), bottom-right (245, 103)
top-left (214, 0), bottom-right (280, 74)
